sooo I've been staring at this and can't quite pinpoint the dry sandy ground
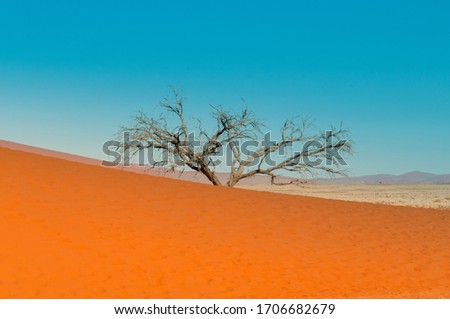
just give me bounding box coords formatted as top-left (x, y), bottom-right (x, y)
top-left (1, 146), bottom-right (450, 298)
top-left (238, 184), bottom-right (450, 209)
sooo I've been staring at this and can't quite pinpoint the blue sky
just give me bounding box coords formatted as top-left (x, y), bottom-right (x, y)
top-left (0, 0), bottom-right (449, 176)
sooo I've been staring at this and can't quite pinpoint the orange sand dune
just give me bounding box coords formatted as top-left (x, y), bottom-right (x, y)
top-left (1, 146), bottom-right (449, 298)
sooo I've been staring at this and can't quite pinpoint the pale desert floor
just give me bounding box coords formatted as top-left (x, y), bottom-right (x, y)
top-left (238, 184), bottom-right (450, 209)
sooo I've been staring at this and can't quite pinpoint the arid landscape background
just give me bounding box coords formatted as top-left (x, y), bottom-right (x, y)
top-left (1, 0), bottom-right (450, 308)
top-left (2, 140), bottom-right (449, 210)
top-left (239, 184), bottom-right (450, 209)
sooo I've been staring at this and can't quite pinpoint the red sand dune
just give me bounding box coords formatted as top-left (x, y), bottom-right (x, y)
top-left (0, 139), bottom-right (101, 166)
top-left (0, 139), bottom-right (283, 185)
top-left (1, 145), bottom-right (450, 298)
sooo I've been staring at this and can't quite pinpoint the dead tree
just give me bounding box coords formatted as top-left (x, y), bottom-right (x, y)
top-left (119, 89), bottom-right (352, 187)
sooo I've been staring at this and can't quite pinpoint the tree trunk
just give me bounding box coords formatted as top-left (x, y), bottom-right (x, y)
top-left (199, 161), bottom-right (222, 186)
top-left (227, 177), bottom-right (239, 187)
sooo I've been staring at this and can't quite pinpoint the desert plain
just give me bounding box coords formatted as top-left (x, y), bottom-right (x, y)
top-left (239, 184), bottom-right (450, 209)
top-left (1, 143), bottom-right (450, 298)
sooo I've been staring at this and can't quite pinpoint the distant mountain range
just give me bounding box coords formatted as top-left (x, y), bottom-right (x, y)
top-left (1, 139), bottom-right (449, 185)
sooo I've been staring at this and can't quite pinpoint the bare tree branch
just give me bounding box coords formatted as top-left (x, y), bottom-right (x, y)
top-left (118, 89), bottom-right (353, 187)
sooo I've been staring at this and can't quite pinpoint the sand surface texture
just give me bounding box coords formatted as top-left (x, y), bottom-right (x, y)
top-left (1, 146), bottom-right (449, 298)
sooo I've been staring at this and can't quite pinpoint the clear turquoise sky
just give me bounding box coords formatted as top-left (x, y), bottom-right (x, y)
top-left (1, 0), bottom-right (449, 176)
